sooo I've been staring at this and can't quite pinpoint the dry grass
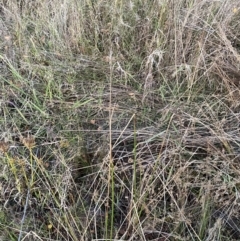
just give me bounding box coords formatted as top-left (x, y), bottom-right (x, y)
top-left (0, 0), bottom-right (240, 240)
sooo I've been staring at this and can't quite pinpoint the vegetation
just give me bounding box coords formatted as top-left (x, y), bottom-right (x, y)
top-left (0, 0), bottom-right (240, 240)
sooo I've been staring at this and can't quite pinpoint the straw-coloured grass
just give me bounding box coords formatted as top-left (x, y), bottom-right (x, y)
top-left (1, 0), bottom-right (240, 240)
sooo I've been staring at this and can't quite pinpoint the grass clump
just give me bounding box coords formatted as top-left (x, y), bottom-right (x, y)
top-left (1, 0), bottom-right (240, 240)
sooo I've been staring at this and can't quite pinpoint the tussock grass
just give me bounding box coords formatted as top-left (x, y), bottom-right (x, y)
top-left (1, 0), bottom-right (240, 240)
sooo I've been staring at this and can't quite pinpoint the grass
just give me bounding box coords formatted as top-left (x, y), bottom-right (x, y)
top-left (0, 0), bottom-right (240, 240)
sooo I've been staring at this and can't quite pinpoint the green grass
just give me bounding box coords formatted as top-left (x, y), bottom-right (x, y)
top-left (0, 0), bottom-right (240, 240)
